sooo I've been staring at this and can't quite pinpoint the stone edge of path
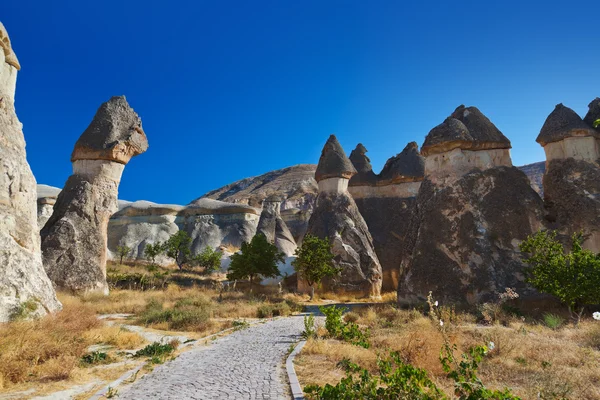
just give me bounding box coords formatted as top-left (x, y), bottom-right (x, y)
top-left (286, 339), bottom-right (307, 400)
top-left (89, 321), bottom-right (264, 400)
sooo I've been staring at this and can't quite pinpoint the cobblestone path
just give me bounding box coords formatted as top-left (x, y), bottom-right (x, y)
top-left (119, 316), bottom-right (305, 400)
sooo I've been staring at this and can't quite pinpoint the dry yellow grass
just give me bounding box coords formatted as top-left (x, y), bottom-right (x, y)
top-left (0, 301), bottom-right (146, 393)
top-left (295, 305), bottom-right (600, 399)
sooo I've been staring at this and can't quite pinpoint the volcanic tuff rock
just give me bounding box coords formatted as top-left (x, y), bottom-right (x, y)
top-left (584, 98), bottom-right (600, 131)
top-left (306, 135), bottom-right (382, 297)
top-left (348, 142), bottom-right (424, 291)
top-left (199, 164), bottom-right (317, 243)
top-left (0, 22), bottom-right (61, 321)
top-left (348, 144), bottom-right (377, 186)
top-left (108, 198), bottom-right (260, 263)
top-left (539, 101), bottom-right (600, 252)
top-left (398, 106), bottom-right (545, 305)
top-left (256, 195), bottom-right (297, 257)
top-left (41, 96), bottom-right (148, 294)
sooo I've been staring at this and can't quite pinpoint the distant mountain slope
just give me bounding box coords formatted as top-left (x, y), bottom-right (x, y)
top-left (196, 164), bottom-right (318, 210)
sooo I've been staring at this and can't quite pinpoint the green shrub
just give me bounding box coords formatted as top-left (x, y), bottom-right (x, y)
top-left (134, 341), bottom-right (177, 359)
top-left (80, 351), bottom-right (111, 366)
top-left (9, 299), bottom-right (39, 321)
top-left (320, 305), bottom-right (370, 349)
top-left (137, 298), bottom-right (211, 330)
top-left (542, 313), bottom-right (564, 330)
top-left (302, 314), bottom-right (316, 339)
top-left (256, 302), bottom-right (292, 318)
top-left (305, 352), bottom-right (445, 399)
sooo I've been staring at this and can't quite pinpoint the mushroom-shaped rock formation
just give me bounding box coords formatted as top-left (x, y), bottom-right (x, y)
top-left (36, 185), bottom-right (62, 229)
top-left (398, 106), bottom-right (545, 306)
top-left (348, 144), bottom-right (377, 186)
top-left (0, 23), bottom-right (61, 321)
top-left (41, 96), bottom-right (148, 294)
top-left (348, 142), bottom-right (424, 291)
top-left (422, 106), bottom-right (512, 184)
top-left (538, 101), bottom-right (600, 252)
top-left (256, 195), bottom-right (297, 257)
top-left (584, 98), bottom-right (600, 132)
top-left (306, 135), bottom-right (382, 297)
top-left (537, 103), bottom-right (600, 163)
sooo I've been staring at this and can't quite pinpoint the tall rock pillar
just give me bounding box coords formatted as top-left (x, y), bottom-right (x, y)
top-left (537, 102), bottom-right (600, 251)
top-left (41, 96), bottom-right (148, 294)
top-left (398, 106), bottom-right (545, 305)
top-left (0, 22), bottom-right (61, 321)
top-left (306, 135), bottom-right (382, 298)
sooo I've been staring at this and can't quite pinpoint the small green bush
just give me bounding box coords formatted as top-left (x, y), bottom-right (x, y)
top-left (137, 298), bottom-right (211, 330)
top-left (80, 351), bottom-right (110, 366)
top-left (320, 305), bottom-right (370, 349)
top-left (302, 314), bottom-right (316, 339)
top-left (256, 302), bottom-right (292, 318)
top-left (134, 341), bottom-right (177, 359)
top-left (543, 313), bottom-right (564, 330)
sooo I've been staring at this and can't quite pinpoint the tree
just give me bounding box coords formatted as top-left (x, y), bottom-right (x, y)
top-left (519, 230), bottom-right (600, 323)
top-left (594, 119), bottom-right (600, 128)
top-left (227, 233), bottom-right (285, 287)
top-left (193, 246), bottom-right (223, 274)
top-left (164, 230), bottom-right (193, 270)
top-left (116, 245), bottom-right (131, 265)
top-left (144, 242), bottom-right (164, 265)
top-left (292, 234), bottom-right (339, 300)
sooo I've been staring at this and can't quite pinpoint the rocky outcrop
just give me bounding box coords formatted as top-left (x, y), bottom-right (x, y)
top-left (398, 106), bottom-right (545, 305)
top-left (348, 142), bottom-right (424, 291)
top-left (583, 98), bottom-right (600, 131)
top-left (0, 22), bottom-right (61, 321)
top-left (37, 184), bottom-right (61, 228)
top-left (256, 195), bottom-right (297, 257)
top-left (198, 164), bottom-right (317, 243)
top-left (518, 162), bottom-right (545, 196)
top-left (108, 198), bottom-right (260, 263)
top-left (41, 96), bottom-right (148, 294)
top-left (538, 102), bottom-right (600, 251)
top-left (306, 135), bottom-right (382, 297)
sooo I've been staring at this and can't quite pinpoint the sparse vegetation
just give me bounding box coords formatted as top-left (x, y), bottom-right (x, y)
top-left (144, 242), bottom-right (164, 265)
top-left (116, 245), bottom-right (132, 264)
top-left (543, 313), bottom-right (564, 330)
top-left (520, 230), bottom-right (600, 323)
top-left (164, 230), bottom-right (193, 269)
top-left (193, 246), bottom-right (223, 274)
top-left (292, 234), bottom-right (339, 300)
top-left (227, 233), bottom-right (285, 286)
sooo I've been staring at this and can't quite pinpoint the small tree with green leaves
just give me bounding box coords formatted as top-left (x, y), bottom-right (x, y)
top-left (164, 230), bottom-right (193, 270)
top-left (144, 242), bottom-right (164, 266)
top-left (594, 119), bottom-right (600, 128)
top-left (292, 234), bottom-right (339, 300)
top-left (116, 245), bottom-right (131, 265)
top-left (519, 230), bottom-right (600, 323)
top-left (227, 233), bottom-right (284, 287)
top-left (193, 246), bottom-right (223, 274)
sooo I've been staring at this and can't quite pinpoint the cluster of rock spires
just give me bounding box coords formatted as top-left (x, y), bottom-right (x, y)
top-left (2, 19), bottom-right (600, 321)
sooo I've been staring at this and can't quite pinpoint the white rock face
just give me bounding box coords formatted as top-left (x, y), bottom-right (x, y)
top-left (348, 181), bottom-right (421, 199)
top-left (0, 24), bottom-right (61, 321)
top-left (317, 177), bottom-right (349, 194)
top-left (424, 148), bottom-right (512, 185)
top-left (543, 136), bottom-right (600, 163)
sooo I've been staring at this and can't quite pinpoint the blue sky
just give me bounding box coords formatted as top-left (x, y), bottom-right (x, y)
top-left (2, 1), bottom-right (599, 204)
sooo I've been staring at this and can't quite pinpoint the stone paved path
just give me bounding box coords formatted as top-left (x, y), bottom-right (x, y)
top-left (119, 316), bottom-right (305, 400)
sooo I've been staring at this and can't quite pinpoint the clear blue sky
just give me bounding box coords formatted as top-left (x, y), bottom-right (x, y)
top-left (2, 1), bottom-right (599, 204)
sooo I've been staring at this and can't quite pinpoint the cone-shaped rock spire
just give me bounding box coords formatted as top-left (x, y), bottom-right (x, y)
top-left (349, 143), bottom-right (377, 186)
top-left (379, 142), bottom-right (425, 185)
top-left (583, 98), bottom-right (600, 132)
top-left (422, 106), bottom-right (511, 156)
top-left (315, 135), bottom-right (357, 182)
top-left (536, 103), bottom-right (598, 146)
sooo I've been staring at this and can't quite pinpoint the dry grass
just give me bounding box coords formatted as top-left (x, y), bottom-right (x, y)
top-left (0, 301), bottom-right (145, 393)
top-left (295, 304), bottom-right (600, 399)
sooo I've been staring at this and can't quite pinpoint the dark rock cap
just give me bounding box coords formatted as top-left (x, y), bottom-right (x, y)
top-left (583, 98), bottom-right (600, 132)
top-left (536, 103), bottom-right (599, 146)
top-left (0, 22), bottom-right (20, 70)
top-left (421, 105), bottom-right (511, 156)
top-left (379, 142), bottom-right (425, 184)
top-left (315, 135), bottom-right (357, 182)
top-left (71, 96), bottom-right (149, 164)
top-left (349, 143), bottom-right (378, 186)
